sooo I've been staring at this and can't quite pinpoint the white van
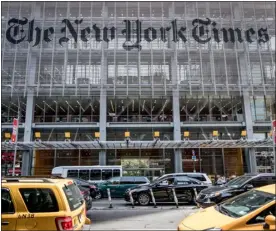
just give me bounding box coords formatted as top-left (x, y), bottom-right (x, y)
top-left (51, 165), bottom-right (123, 183)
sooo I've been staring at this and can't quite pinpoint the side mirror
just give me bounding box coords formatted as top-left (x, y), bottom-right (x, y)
top-left (244, 184), bottom-right (254, 190)
top-left (265, 215), bottom-right (276, 226)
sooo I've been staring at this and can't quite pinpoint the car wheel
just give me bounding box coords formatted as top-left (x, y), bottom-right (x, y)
top-left (138, 193), bottom-right (150, 206)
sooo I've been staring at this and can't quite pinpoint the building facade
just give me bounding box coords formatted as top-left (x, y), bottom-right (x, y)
top-left (1, 1), bottom-right (275, 179)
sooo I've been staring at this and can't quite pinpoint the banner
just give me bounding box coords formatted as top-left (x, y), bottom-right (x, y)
top-left (11, 118), bottom-right (18, 143)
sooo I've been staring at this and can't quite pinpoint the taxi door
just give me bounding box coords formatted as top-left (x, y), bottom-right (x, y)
top-left (1, 188), bottom-right (17, 230)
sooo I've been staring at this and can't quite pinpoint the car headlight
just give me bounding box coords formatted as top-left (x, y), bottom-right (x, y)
top-left (207, 192), bottom-right (221, 198)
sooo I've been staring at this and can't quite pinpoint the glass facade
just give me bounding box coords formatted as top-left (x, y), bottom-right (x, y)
top-left (1, 1), bottom-right (275, 177)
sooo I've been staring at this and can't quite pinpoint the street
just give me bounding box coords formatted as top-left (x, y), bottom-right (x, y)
top-left (84, 199), bottom-right (199, 230)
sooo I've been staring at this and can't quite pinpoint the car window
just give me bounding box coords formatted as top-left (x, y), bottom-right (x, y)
top-left (63, 183), bottom-right (84, 211)
top-left (90, 169), bottom-right (101, 180)
top-left (135, 177), bottom-right (149, 184)
top-left (1, 188), bottom-right (15, 214)
top-left (175, 177), bottom-right (191, 185)
top-left (113, 169), bottom-right (121, 177)
top-left (251, 177), bottom-right (270, 188)
top-left (19, 188), bottom-right (59, 213)
top-left (102, 169), bottom-right (113, 180)
top-left (68, 170), bottom-right (79, 178)
top-left (79, 170), bottom-right (89, 181)
top-left (120, 177), bottom-right (135, 184)
top-left (247, 204), bottom-right (276, 224)
top-left (108, 177), bottom-right (120, 184)
top-left (185, 174), bottom-right (206, 182)
top-left (219, 190), bottom-right (275, 218)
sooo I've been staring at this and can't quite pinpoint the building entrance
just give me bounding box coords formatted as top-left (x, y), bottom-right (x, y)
top-left (106, 149), bottom-right (173, 180)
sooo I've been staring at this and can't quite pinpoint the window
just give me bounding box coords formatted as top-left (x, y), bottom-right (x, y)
top-left (120, 177), bottom-right (135, 184)
top-left (90, 169), bottom-right (101, 180)
top-left (135, 177), bottom-right (149, 184)
top-left (79, 170), bottom-right (89, 181)
top-left (251, 177), bottom-right (271, 188)
top-left (175, 177), bottom-right (190, 185)
top-left (185, 174), bottom-right (206, 182)
top-left (247, 204), bottom-right (276, 224)
top-left (219, 190), bottom-right (275, 218)
top-left (63, 184), bottom-right (84, 211)
top-left (1, 189), bottom-right (15, 214)
top-left (113, 169), bottom-right (121, 177)
top-left (109, 177), bottom-right (120, 184)
top-left (102, 169), bottom-right (112, 180)
top-left (19, 188), bottom-right (59, 213)
top-left (67, 170), bottom-right (79, 178)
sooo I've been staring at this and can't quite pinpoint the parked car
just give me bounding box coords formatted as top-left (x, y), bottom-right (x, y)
top-left (196, 173), bottom-right (276, 208)
top-left (153, 172), bottom-right (212, 186)
top-left (97, 176), bottom-right (150, 198)
top-left (124, 175), bottom-right (208, 205)
top-left (77, 186), bottom-right (92, 211)
top-left (1, 177), bottom-right (91, 231)
top-left (178, 184), bottom-right (276, 231)
top-left (71, 178), bottom-right (100, 199)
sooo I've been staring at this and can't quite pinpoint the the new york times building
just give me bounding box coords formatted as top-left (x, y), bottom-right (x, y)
top-left (1, 1), bottom-right (275, 179)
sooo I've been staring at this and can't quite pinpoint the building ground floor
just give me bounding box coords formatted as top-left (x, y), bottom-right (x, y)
top-left (2, 147), bottom-right (274, 181)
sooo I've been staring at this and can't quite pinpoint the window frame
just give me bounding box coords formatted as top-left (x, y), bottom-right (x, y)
top-left (1, 188), bottom-right (15, 214)
top-left (19, 188), bottom-right (59, 213)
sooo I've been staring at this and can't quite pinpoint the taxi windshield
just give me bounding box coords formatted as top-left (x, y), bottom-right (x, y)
top-left (217, 190), bottom-right (275, 218)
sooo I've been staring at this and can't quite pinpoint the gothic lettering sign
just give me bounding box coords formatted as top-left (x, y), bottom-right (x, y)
top-left (6, 18), bottom-right (270, 51)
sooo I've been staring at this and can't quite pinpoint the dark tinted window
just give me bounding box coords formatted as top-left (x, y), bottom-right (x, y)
top-left (113, 169), bottom-right (121, 177)
top-left (19, 188), bottom-right (59, 213)
top-left (68, 170), bottom-right (78, 178)
top-left (102, 169), bottom-right (112, 180)
top-left (90, 169), bottom-right (101, 180)
top-left (247, 204), bottom-right (276, 224)
top-left (120, 177), bottom-right (135, 184)
top-left (251, 177), bottom-right (271, 188)
top-left (79, 170), bottom-right (89, 181)
top-left (63, 183), bottom-right (83, 211)
top-left (1, 189), bottom-right (15, 214)
top-left (135, 177), bottom-right (149, 184)
top-left (185, 174), bottom-right (206, 182)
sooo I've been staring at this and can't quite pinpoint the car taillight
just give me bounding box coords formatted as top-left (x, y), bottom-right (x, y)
top-left (55, 217), bottom-right (73, 230)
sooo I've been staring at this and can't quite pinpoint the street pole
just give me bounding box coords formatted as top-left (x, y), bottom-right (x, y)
top-left (12, 96), bottom-right (20, 176)
top-left (272, 120), bottom-right (276, 174)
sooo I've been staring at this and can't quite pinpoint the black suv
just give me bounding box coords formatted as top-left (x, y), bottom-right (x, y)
top-left (196, 173), bottom-right (276, 208)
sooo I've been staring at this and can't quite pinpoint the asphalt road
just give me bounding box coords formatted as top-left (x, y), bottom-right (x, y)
top-left (83, 199), bottom-right (199, 230)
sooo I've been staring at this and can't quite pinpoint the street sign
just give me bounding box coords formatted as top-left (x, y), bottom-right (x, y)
top-left (192, 155), bottom-right (196, 161)
top-left (11, 118), bottom-right (18, 143)
top-left (192, 150), bottom-right (195, 156)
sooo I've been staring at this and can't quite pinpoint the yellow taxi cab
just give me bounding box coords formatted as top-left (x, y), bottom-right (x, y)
top-left (178, 184), bottom-right (276, 231)
top-left (1, 177), bottom-right (91, 230)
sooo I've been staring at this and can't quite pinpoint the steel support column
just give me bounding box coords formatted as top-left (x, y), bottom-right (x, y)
top-left (243, 92), bottom-right (257, 173)
top-left (22, 55), bottom-right (36, 176)
top-left (99, 4), bottom-right (108, 165)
